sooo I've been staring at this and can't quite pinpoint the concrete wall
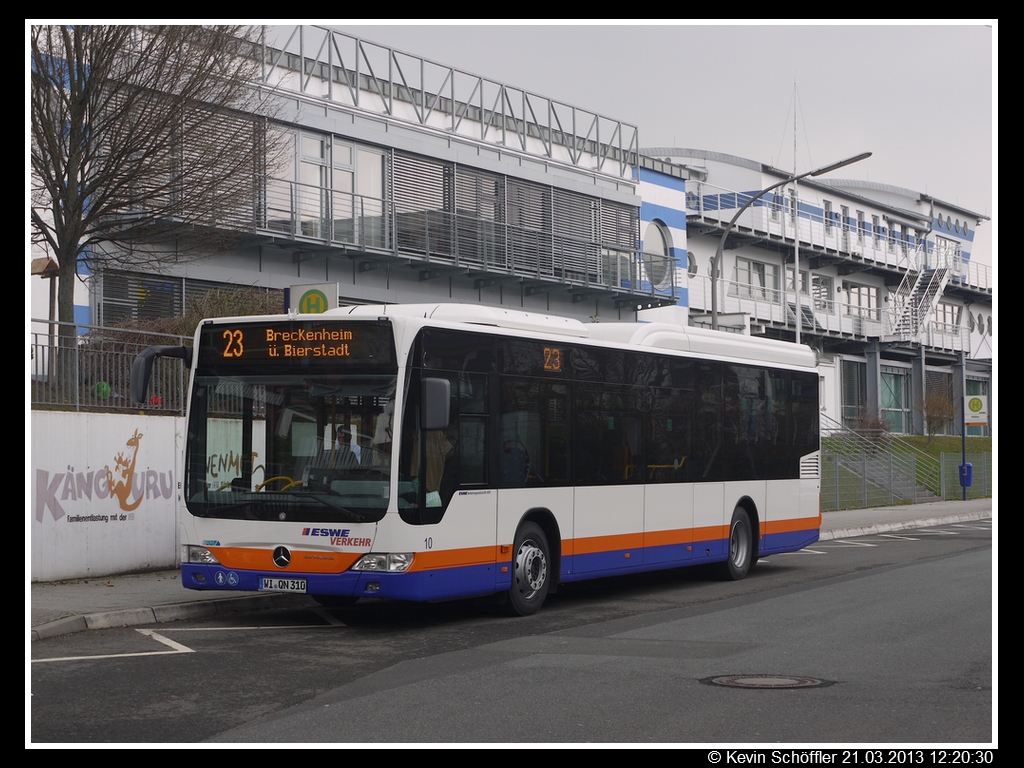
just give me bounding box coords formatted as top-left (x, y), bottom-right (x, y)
top-left (31, 412), bottom-right (182, 581)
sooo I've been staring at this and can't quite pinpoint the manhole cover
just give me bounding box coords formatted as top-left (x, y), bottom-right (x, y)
top-left (701, 674), bottom-right (833, 689)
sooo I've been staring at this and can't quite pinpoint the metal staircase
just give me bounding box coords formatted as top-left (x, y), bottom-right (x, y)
top-left (887, 241), bottom-right (960, 340)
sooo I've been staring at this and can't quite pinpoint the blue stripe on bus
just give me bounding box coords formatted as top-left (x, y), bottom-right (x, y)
top-left (183, 562), bottom-right (502, 602)
top-left (184, 527), bottom-right (820, 603)
top-left (759, 527), bottom-right (820, 556)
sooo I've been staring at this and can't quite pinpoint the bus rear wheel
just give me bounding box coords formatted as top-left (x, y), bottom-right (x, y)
top-left (507, 522), bottom-right (550, 616)
top-left (716, 506), bottom-right (753, 581)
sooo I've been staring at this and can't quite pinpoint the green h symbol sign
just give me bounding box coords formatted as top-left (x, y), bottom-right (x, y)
top-left (299, 289), bottom-right (329, 314)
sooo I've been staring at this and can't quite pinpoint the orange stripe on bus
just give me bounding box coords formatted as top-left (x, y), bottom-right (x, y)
top-left (571, 532), bottom-right (644, 555)
top-left (762, 515), bottom-right (822, 536)
top-left (212, 517), bottom-right (820, 575)
top-left (408, 545), bottom-right (503, 572)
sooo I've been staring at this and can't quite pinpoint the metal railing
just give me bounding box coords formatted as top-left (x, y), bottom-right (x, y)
top-left (688, 273), bottom-right (970, 351)
top-left (686, 179), bottom-right (991, 293)
top-left (30, 320), bottom-right (189, 414)
top-left (259, 26), bottom-right (639, 179)
top-left (261, 179), bottom-right (676, 301)
top-left (820, 414), bottom-right (944, 506)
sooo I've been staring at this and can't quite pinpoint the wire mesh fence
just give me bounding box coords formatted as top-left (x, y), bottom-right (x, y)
top-left (939, 453), bottom-right (992, 500)
top-left (822, 450), bottom-right (992, 509)
top-left (30, 320), bottom-right (189, 414)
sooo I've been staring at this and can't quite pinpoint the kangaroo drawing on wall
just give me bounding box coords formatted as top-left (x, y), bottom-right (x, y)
top-left (106, 428), bottom-right (144, 512)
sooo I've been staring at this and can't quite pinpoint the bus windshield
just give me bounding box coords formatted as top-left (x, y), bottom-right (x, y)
top-left (182, 318), bottom-right (397, 524)
top-left (185, 373), bottom-right (396, 523)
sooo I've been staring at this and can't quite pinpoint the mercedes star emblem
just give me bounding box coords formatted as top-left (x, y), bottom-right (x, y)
top-left (273, 546), bottom-right (291, 568)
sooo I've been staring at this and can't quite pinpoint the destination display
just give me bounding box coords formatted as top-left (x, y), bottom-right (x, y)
top-left (197, 320), bottom-right (394, 370)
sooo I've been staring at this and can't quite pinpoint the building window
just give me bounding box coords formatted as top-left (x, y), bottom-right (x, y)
top-left (788, 270), bottom-right (835, 313)
top-left (841, 359), bottom-right (867, 428)
top-left (881, 368), bottom-right (910, 434)
top-left (935, 236), bottom-right (961, 265)
top-left (842, 281), bottom-right (881, 319)
top-left (934, 302), bottom-right (962, 329)
top-left (925, 371), bottom-right (954, 437)
top-left (786, 267), bottom-right (809, 296)
top-left (812, 275), bottom-right (834, 312)
top-left (286, 131), bottom-right (386, 246)
top-left (857, 211), bottom-right (866, 244)
top-left (733, 257), bottom-right (780, 302)
top-left (97, 271), bottom-right (283, 326)
top-left (642, 220), bottom-right (673, 290)
top-left (872, 215), bottom-right (882, 246)
top-left (823, 200), bottom-right (833, 235)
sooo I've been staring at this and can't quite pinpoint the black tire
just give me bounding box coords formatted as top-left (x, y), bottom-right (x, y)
top-left (507, 522), bottom-right (550, 616)
top-left (715, 506), bottom-right (754, 581)
top-left (312, 595), bottom-right (359, 608)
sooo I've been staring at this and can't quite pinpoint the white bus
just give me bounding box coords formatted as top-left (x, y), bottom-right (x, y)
top-left (132, 303), bottom-right (821, 615)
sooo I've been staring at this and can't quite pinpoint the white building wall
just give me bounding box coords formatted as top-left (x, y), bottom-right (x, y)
top-left (638, 167), bottom-right (689, 309)
top-left (31, 412), bottom-right (181, 581)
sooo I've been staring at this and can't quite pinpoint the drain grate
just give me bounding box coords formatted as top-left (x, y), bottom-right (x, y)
top-left (701, 674), bottom-right (834, 689)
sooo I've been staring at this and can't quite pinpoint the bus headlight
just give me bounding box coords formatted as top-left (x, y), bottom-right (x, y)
top-left (182, 545), bottom-right (221, 565)
top-left (352, 553), bottom-right (414, 573)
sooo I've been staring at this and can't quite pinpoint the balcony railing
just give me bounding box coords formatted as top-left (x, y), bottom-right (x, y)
top-left (686, 180), bottom-right (991, 293)
top-left (261, 178), bottom-right (675, 302)
top-left (689, 274), bottom-right (970, 351)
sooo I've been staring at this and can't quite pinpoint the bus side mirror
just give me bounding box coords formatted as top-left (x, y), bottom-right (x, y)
top-left (421, 377), bottom-right (450, 431)
top-left (131, 345), bottom-right (192, 404)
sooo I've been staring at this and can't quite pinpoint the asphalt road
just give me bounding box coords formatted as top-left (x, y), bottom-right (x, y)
top-left (30, 520), bottom-right (993, 745)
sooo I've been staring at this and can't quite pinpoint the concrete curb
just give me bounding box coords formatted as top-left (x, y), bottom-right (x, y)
top-left (31, 592), bottom-right (312, 641)
top-left (818, 511), bottom-right (992, 541)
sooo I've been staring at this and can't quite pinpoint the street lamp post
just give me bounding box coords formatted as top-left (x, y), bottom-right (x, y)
top-left (710, 152), bottom-right (872, 332)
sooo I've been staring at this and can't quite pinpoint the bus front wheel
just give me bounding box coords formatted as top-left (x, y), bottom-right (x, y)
top-left (716, 506), bottom-right (753, 581)
top-left (507, 522), bottom-right (550, 616)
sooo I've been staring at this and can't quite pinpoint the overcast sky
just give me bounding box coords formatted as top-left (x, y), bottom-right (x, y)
top-left (342, 22), bottom-right (995, 263)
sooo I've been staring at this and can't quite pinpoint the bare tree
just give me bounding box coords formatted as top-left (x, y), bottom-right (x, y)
top-left (31, 25), bottom-right (281, 390)
top-left (918, 392), bottom-right (956, 447)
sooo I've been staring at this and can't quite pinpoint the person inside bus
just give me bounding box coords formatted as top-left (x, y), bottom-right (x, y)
top-left (333, 426), bottom-right (361, 469)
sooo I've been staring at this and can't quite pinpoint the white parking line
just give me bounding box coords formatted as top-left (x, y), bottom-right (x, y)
top-left (32, 629), bottom-right (195, 664)
top-left (771, 548), bottom-right (828, 555)
top-left (827, 540), bottom-right (879, 547)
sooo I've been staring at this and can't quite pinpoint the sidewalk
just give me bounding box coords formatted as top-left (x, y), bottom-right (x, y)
top-left (30, 498), bottom-right (993, 640)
